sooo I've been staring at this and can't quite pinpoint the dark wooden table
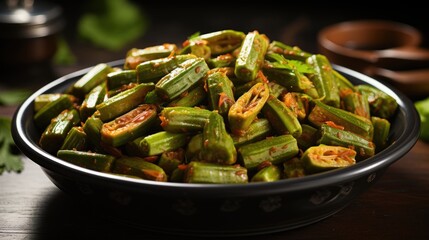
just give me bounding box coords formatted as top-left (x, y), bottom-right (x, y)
top-left (1, 7), bottom-right (429, 239)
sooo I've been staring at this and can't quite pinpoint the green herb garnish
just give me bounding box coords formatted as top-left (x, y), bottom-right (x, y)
top-left (0, 117), bottom-right (23, 174)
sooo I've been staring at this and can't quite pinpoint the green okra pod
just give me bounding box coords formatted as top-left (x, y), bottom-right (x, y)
top-left (308, 100), bottom-right (374, 140)
top-left (283, 157), bottom-right (306, 178)
top-left (107, 69), bottom-right (138, 90)
top-left (96, 82), bottom-right (155, 122)
top-left (183, 161), bottom-right (248, 184)
top-left (251, 164), bottom-right (281, 182)
top-left (71, 63), bottom-right (112, 98)
top-left (341, 91), bottom-right (371, 119)
top-left (228, 82), bottom-right (270, 136)
top-left (125, 131), bottom-right (189, 157)
top-left (33, 94), bottom-right (75, 130)
top-left (57, 149), bottom-right (115, 172)
top-left (355, 84), bottom-right (398, 119)
top-left (232, 118), bottom-right (272, 148)
top-left (155, 57), bottom-right (209, 101)
top-left (197, 111), bottom-right (237, 165)
top-left (34, 93), bottom-right (68, 112)
top-left (136, 54), bottom-right (197, 83)
top-left (167, 83), bottom-right (206, 107)
top-left (296, 124), bottom-right (319, 151)
top-left (238, 134), bottom-right (299, 171)
top-left (185, 133), bottom-right (203, 162)
top-left (112, 156), bottom-right (168, 181)
top-left (83, 115), bottom-right (103, 150)
top-left (301, 144), bottom-right (356, 174)
top-left (206, 71), bottom-right (235, 117)
top-left (306, 54), bottom-right (340, 108)
top-left (158, 148), bottom-right (185, 176)
top-left (371, 116), bottom-right (391, 152)
top-left (282, 92), bottom-right (312, 121)
top-left (39, 108), bottom-right (81, 154)
top-left (159, 106), bottom-right (211, 133)
top-left (267, 41), bottom-right (311, 62)
top-left (184, 29), bottom-right (245, 55)
top-left (207, 53), bottom-right (236, 68)
top-left (60, 126), bottom-right (88, 151)
top-left (234, 30), bottom-right (270, 82)
top-left (124, 44), bottom-right (178, 70)
top-left (318, 123), bottom-right (375, 160)
top-left (79, 82), bottom-right (107, 122)
top-left (262, 95), bottom-right (302, 138)
top-left (100, 104), bottom-right (158, 147)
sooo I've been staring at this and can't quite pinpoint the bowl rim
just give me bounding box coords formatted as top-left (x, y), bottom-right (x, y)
top-left (11, 59), bottom-right (421, 197)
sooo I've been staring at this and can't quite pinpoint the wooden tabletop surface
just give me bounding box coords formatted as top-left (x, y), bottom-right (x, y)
top-left (1, 7), bottom-right (429, 239)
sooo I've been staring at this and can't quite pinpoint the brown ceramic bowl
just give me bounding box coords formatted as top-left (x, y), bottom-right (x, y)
top-left (318, 20), bottom-right (429, 98)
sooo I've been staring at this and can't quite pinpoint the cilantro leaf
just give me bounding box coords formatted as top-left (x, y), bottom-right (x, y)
top-left (266, 53), bottom-right (315, 74)
top-left (0, 117), bottom-right (24, 174)
top-left (188, 32), bottom-right (201, 40)
top-left (0, 89), bottom-right (32, 106)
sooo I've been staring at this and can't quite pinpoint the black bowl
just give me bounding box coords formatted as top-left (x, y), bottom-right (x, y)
top-left (11, 60), bottom-right (420, 237)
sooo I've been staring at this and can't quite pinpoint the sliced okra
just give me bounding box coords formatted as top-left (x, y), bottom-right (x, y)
top-left (100, 104), bottom-right (158, 147)
top-left (79, 82), bottom-right (107, 122)
top-left (112, 156), bottom-right (168, 181)
top-left (296, 124), bottom-right (319, 151)
top-left (282, 92), bottom-right (311, 121)
top-left (267, 41), bottom-right (311, 62)
top-left (318, 123), bottom-right (375, 160)
top-left (34, 94), bottom-right (75, 130)
top-left (184, 29), bottom-right (245, 55)
top-left (183, 161), bottom-right (248, 184)
top-left (34, 93), bottom-right (67, 112)
top-left (107, 69), bottom-right (138, 89)
top-left (251, 164), bottom-right (281, 182)
top-left (206, 71), bottom-right (235, 117)
top-left (341, 91), bottom-right (371, 119)
top-left (234, 31), bottom-right (270, 82)
top-left (125, 131), bottom-right (189, 157)
top-left (232, 118), bottom-right (273, 148)
top-left (136, 54), bottom-right (197, 83)
top-left (306, 54), bottom-right (340, 108)
top-left (155, 57), bottom-right (209, 101)
top-left (60, 126), bottom-right (88, 151)
top-left (39, 108), bottom-right (81, 154)
top-left (159, 106), bottom-right (211, 133)
top-left (57, 149), bottom-right (115, 172)
top-left (262, 95), bottom-right (302, 138)
top-left (301, 144), bottom-right (356, 174)
top-left (83, 115), bottom-right (103, 150)
top-left (238, 134), bottom-right (299, 171)
top-left (371, 116), bottom-right (391, 152)
top-left (158, 148), bottom-right (185, 176)
top-left (185, 133), bottom-right (203, 162)
top-left (197, 111), bottom-right (237, 165)
top-left (71, 63), bottom-right (112, 98)
top-left (308, 100), bottom-right (374, 140)
top-left (228, 82), bottom-right (269, 136)
top-left (124, 44), bottom-right (178, 70)
top-left (333, 69), bottom-right (354, 92)
top-left (283, 157), bottom-right (306, 178)
top-left (355, 84), bottom-right (398, 119)
top-left (267, 81), bottom-right (288, 99)
top-left (96, 82), bottom-right (155, 122)
top-left (207, 53), bottom-right (236, 68)
top-left (167, 83), bottom-right (206, 107)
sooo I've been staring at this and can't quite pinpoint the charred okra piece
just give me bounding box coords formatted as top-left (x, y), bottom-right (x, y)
top-left (197, 111), bottom-right (237, 165)
top-left (125, 131), bottom-right (188, 157)
top-left (112, 156), bottom-right (168, 181)
top-left (267, 41), bottom-right (311, 62)
top-left (183, 161), bottom-right (248, 184)
top-left (96, 82), bottom-right (154, 122)
top-left (306, 54), bottom-right (340, 108)
top-left (79, 82), bottom-right (107, 121)
top-left (228, 82), bottom-right (270, 136)
top-left (355, 84), bottom-right (398, 119)
top-left (159, 106), bottom-right (211, 133)
top-left (158, 148), bottom-right (185, 176)
top-left (318, 123), bottom-right (375, 160)
top-left (107, 69), bottom-right (138, 89)
top-left (155, 57), bottom-right (209, 101)
top-left (71, 63), bottom-right (112, 98)
top-left (251, 164), bottom-right (281, 182)
top-left (33, 94), bottom-right (75, 130)
top-left (136, 54), bottom-right (196, 83)
top-left (39, 109), bottom-right (81, 154)
top-left (124, 44), bottom-right (178, 70)
top-left (301, 144), bottom-right (356, 173)
top-left (57, 149), bottom-right (115, 172)
top-left (238, 134), bottom-right (299, 171)
top-left (341, 91), bottom-right (371, 119)
top-left (167, 83), bottom-right (206, 107)
top-left (232, 118), bottom-right (272, 148)
top-left (234, 30), bottom-right (270, 82)
top-left (100, 104), bottom-right (158, 147)
top-left (185, 30), bottom-right (245, 55)
top-left (262, 95), bottom-right (302, 138)
top-left (371, 116), bottom-right (391, 152)
top-left (206, 71), bottom-right (235, 117)
top-left (308, 100), bottom-right (374, 140)
top-left (60, 126), bottom-right (88, 151)
top-left (283, 157), bottom-right (306, 178)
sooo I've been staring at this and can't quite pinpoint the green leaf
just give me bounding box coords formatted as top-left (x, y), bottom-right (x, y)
top-left (266, 53), bottom-right (315, 74)
top-left (415, 97), bottom-right (429, 142)
top-left (0, 89), bottom-right (32, 106)
top-left (188, 32), bottom-right (201, 40)
top-left (0, 117), bottom-right (24, 174)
